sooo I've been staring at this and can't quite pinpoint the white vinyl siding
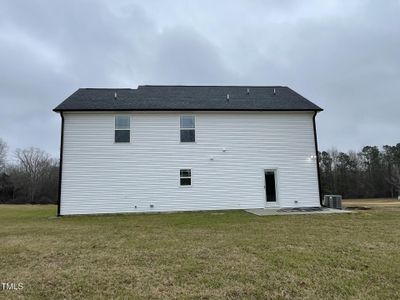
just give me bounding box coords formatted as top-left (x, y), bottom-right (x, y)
top-left (60, 111), bottom-right (320, 215)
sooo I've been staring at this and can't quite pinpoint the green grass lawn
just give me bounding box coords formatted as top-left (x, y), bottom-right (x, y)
top-left (0, 203), bottom-right (399, 299)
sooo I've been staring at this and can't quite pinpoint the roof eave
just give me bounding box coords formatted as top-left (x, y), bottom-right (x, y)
top-left (53, 108), bottom-right (323, 112)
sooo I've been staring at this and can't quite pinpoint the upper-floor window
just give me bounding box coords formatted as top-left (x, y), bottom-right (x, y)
top-left (115, 115), bottom-right (130, 143)
top-left (180, 116), bottom-right (195, 143)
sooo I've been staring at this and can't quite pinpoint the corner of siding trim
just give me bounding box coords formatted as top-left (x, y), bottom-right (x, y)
top-left (57, 112), bottom-right (64, 217)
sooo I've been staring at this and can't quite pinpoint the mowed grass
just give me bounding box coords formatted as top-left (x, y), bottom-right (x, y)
top-left (0, 201), bottom-right (399, 299)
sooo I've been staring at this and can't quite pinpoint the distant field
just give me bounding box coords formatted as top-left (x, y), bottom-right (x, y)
top-left (343, 198), bottom-right (400, 209)
top-left (0, 201), bottom-right (399, 299)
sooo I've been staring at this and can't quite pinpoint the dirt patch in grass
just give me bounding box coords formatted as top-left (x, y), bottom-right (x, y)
top-left (345, 206), bottom-right (372, 210)
top-left (0, 204), bottom-right (399, 299)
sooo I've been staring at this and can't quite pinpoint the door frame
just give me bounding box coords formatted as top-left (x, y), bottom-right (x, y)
top-left (263, 168), bottom-right (279, 207)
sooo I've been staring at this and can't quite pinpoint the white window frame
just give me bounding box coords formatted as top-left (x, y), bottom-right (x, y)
top-left (180, 115), bottom-right (196, 143)
top-left (114, 115), bottom-right (131, 143)
top-left (179, 168), bottom-right (192, 187)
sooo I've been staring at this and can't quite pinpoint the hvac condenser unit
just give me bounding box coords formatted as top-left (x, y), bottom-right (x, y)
top-left (323, 195), bottom-right (342, 209)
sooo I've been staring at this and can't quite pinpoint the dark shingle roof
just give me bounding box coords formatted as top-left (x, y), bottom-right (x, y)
top-left (53, 85), bottom-right (323, 112)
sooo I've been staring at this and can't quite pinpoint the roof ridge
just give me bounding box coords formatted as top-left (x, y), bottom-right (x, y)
top-left (80, 88), bottom-right (134, 90)
top-left (138, 85), bottom-right (287, 88)
top-left (78, 86), bottom-right (289, 90)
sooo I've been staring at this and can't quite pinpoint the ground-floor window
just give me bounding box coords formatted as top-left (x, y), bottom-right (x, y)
top-left (180, 169), bottom-right (192, 186)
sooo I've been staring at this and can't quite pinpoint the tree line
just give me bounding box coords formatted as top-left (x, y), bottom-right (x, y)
top-left (318, 144), bottom-right (400, 198)
top-left (0, 137), bottom-right (399, 204)
top-left (0, 138), bottom-right (59, 204)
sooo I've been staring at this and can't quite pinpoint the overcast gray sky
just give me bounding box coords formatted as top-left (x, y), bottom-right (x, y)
top-left (0, 0), bottom-right (399, 158)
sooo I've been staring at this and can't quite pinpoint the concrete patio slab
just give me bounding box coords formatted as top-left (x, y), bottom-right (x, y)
top-left (245, 207), bottom-right (353, 216)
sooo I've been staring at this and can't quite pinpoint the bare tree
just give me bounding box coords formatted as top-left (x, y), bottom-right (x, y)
top-left (0, 138), bottom-right (7, 172)
top-left (14, 147), bottom-right (52, 202)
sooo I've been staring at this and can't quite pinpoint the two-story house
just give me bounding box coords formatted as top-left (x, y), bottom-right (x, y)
top-left (53, 85), bottom-right (323, 216)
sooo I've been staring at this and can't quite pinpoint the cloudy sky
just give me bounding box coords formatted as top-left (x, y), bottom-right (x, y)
top-left (0, 0), bottom-right (399, 157)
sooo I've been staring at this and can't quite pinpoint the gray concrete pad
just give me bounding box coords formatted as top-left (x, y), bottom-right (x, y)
top-left (245, 207), bottom-right (353, 216)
